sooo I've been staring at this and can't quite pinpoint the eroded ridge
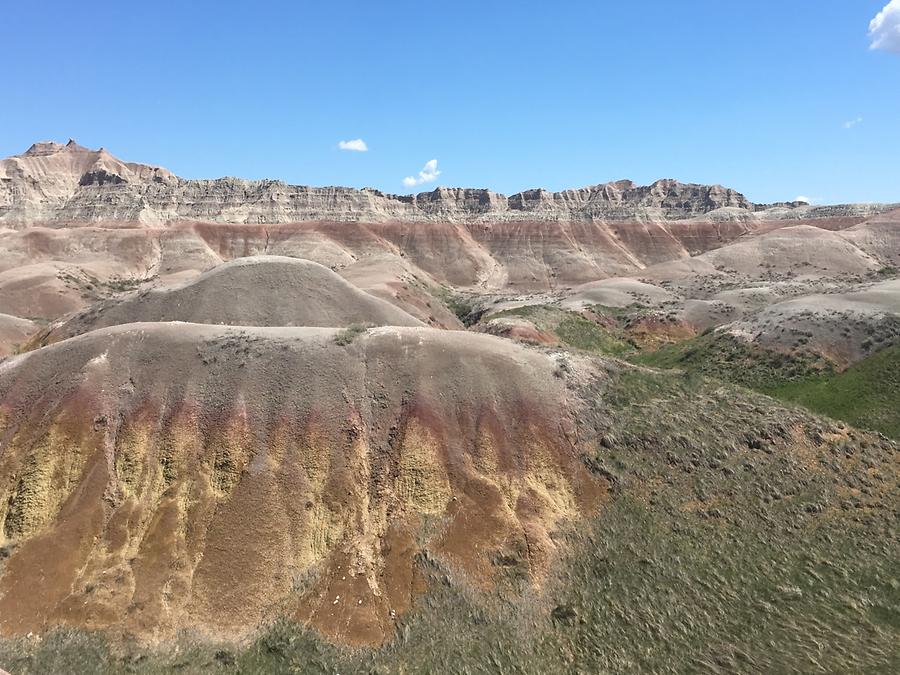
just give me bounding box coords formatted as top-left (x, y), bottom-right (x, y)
top-left (0, 324), bottom-right (606, 645)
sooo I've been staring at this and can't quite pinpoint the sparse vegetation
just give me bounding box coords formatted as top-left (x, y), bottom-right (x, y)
top-left (632, 330), bottom-right (900, 441)
top-left (434, 288), bottom-right (483, 326)
top-left (57, 269), bottom-right (154, 300)
top-left (588, 302), bottom-right (648, 321)
top-left (633, 330), bottom-right (833, 391)
top-left (333, 323), bottom-right (370, 345)
top-left (489, 304), bottom-right (634, 356)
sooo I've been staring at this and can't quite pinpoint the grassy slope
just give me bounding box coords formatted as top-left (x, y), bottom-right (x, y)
top-left (2, 365), bottom-right (898, 674)
top-left (771, 343), bottom-right (900, 441)
top-left (489, 304), bottom-right (634, 356)
top-left (634, 332), bottom-right (900, 441)
top-left (633, 331), bottom-right (834, 392)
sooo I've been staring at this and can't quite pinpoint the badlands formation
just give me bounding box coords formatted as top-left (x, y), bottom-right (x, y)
top-left (0, 141), bottom-right (898, 672)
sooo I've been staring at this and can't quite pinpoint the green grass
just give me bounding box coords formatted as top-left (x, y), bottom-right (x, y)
top-left (433, 288), bottom-right (483, 326)
top-left (555, 314), bottom-right (632, 356)
top-left (771, 343), bottom-right (900, 440)
top-left (633, 331), bottom-right (900, 441)
top-left (333, 324), bottom-right (369, 346)
top-left (490, 304), bottom-right (634, 356)
top-left (633, 331), bottom-right (833, 392)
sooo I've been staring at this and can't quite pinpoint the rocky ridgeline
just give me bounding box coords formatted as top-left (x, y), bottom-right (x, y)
top-left (0, 141), bottom-right (893, 226)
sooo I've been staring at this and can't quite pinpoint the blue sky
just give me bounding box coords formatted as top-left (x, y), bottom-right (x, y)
top-left (1, 1), bottom-right (898, 203)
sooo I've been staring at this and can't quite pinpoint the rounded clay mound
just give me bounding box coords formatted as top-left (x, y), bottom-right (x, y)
top-left (43, 256), bottom-right (424, 343)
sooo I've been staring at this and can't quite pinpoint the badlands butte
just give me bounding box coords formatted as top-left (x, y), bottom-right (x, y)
top-left (0, 141), bottom-right (898, 673)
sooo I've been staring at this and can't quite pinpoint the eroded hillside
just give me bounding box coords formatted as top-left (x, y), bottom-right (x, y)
top-left (0, 141), bottom-right (898, 673)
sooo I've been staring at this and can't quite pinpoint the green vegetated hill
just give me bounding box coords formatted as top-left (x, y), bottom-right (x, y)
top-left (484, 304), bottom-right (635, 356)
top-left (770, 343), bottom-right (900, 441)
top-left (633, 330), bottom-right (835, 392)
top-left (635, 332), bottom-right (900, 441)
top-left (2, 364), bottom-right (898, 674)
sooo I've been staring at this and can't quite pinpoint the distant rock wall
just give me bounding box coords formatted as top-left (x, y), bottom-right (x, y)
top-left (5, 140), bottom-right (890, 227)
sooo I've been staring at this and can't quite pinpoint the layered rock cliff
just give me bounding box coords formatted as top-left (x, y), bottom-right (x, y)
top-left (4, 141), bottom-right (889, 227)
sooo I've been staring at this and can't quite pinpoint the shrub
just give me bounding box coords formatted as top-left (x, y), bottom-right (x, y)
top-left (333, 324), bottom-right (369, 346)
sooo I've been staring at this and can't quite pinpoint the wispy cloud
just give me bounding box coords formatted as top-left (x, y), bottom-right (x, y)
top-left (869, 1), bottom-right (900, 53)
top-left (403, 159), bottom-right (441, 188)
top-left (338, 139), bottom-right (368, 152)
top-left (843, 116), bottom-right (863, 129)
top-left (795, 195), bottom-right (817, 204)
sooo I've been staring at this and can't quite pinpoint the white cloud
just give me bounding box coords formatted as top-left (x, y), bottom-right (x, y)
top-left (843, 116), bottom-right (863, 129)
top-left (869, 1), bottom-right (900, 53)
top-left (795, 195), bottom-right (823, 205)
top-left (402, 159), bottom-right (441, 188)
top-left (338, 139), bottom-right (368, 152)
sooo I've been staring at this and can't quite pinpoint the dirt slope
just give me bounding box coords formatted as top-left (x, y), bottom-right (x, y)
top-left (0, 315), bottom-right (36, 358)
